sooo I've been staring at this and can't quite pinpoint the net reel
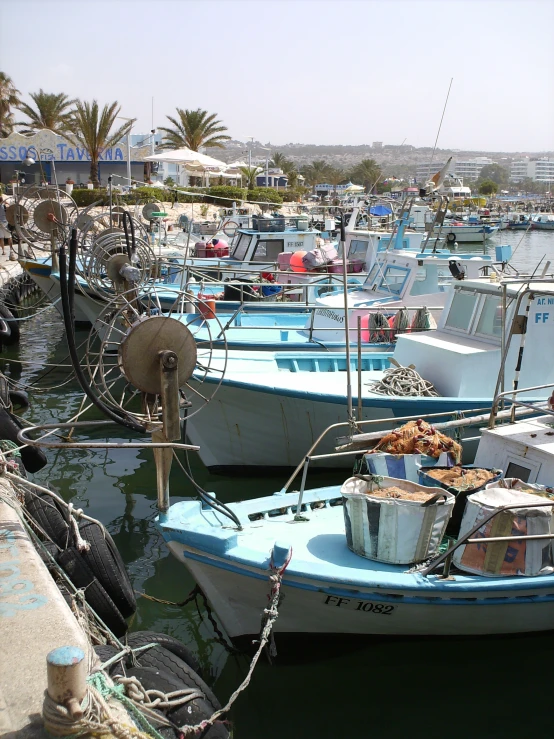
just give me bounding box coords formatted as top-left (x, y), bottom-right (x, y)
top-left (72, 204), bottom-right (148, 253)
top-left (9, 185), bottom-right (78, 253)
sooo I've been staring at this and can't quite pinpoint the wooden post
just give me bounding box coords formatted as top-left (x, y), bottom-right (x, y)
top-left (46, 646), bottom-right (87, 720)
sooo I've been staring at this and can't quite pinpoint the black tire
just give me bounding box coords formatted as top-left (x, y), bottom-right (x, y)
top-left (24, 489), bottom-right (71, 548)
top-left (78, 521), bottom-right (136, 618)
top-left (0, 304), bottom-right (19, 345)
top-left (122, 667), bottom-right (228, 738)
top-left (134, 645), bottom-right (219, 711)
top-left (446, 232), bottom-right (457, 244)
top-left (57, 547), bottom-right (128, 637)
top-left (93, 644), bottom-right (127, 676)
top-left (6, 410), bottom-right (48, 473)
top-left (37, 539), bottom-right (60, 572)
top-left (127, 631), bottom-right (202, 677)
top-left (9, 389), bottom-right (29, 410)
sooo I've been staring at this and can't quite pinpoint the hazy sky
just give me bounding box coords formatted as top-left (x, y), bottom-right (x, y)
top-left (1, 0), bottom-right (552, 152)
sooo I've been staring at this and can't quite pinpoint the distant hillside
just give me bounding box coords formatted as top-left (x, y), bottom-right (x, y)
top-left (218, 140), bottom-right (554, 178)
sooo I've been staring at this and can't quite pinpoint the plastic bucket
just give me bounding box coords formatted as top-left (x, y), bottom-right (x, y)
top-left (197, 297), bottom-right (216, 320)
top-left (365, 452), bottom-right (452, 483)
top-left (341, 475), bottom-right (454, 564)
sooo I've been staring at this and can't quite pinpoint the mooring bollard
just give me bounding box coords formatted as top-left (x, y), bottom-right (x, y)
top-left (46, 646), bottom-right (86, 720)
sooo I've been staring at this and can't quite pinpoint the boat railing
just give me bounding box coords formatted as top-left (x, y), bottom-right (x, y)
top-left (488, 382), bottom-right (554, 428)
top-left (420, 498), bottom-right (554, 579)
top-left (280, 403), bottom-right (546, 515)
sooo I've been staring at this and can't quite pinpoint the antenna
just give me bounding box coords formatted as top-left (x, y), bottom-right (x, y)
top-left (427, 78), bottom-right (454, 179)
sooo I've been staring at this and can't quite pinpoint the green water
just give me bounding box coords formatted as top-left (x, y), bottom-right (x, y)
top-left (4, 230), bottom-right (554, 738)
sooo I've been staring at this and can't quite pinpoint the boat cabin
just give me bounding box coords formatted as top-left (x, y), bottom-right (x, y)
top-left (393, 279), bottom-right (554, 399)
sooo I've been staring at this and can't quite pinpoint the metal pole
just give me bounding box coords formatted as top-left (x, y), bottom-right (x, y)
top-left (357, 315), bottom-right (362, 421)
top-left (127, 128), bottom-right (132, 191)
top-left (266, 153), bottom-right (269, 187)
top-left (340, 214), bottom-right (354, 424)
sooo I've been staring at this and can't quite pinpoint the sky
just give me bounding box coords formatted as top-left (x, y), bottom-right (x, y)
top-left (0, 0), bottom-right (553, 152)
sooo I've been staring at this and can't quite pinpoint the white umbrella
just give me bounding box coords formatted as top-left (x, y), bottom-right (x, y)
top-left (144, 147), bottom-right (227, 168)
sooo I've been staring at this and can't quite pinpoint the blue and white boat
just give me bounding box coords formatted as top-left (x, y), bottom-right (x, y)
top-left (186, 277), bottom-right (554, 471)
top-left (158, 394), bottom-right (554, 638)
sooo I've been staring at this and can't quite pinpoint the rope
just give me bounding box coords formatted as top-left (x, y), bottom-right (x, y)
top-left (176, 545), bottom-right (293, 737)
top-left (67, 502), bottom-right (91, 552)
top-left (369, 364), bottom-right (439, 397)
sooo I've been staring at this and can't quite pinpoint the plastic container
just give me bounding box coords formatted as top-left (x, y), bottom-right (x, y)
top-left (419, 465), bottom-right (502, 535)
top-left (195, 244), bottom-right (229, 258)
top-left (252, 216), bottom-right (285, 232)
top-left (277, 252), bottom-right (293, 269)
top-left (197, 295), bottom-right (216, 320)
top-left (296, 217), bottom-right (309, 230)
top-left (341, 475), bottom-right (454, 564)
top-left (453, 487), bottom-right (554, 577)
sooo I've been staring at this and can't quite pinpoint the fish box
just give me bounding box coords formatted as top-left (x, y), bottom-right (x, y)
top-left (252, 216), bottom-right (285, 232)
top-left (365, 452), bottom-right (451, 483)
top-left (195, 244), bottom-right (229, 258)
top-left (341, 475), bottom-right (454, 564)
top-left (453, 487), bottom-right (554, 577)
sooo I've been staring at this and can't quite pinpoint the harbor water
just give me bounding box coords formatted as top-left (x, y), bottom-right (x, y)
top-left (4, 229), bottom-right (553, 738)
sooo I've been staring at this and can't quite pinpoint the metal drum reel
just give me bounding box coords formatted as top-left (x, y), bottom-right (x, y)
top-left (85, 286), bottom-right (227, 427)
top-left (10, 185), bottom-right (77, 251)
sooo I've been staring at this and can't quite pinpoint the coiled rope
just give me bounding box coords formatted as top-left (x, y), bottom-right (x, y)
top-left (369, 362), bottom-right (439, 397)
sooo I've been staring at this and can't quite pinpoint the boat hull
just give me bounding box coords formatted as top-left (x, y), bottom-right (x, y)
top-left (166, 541), bottom-right (554, 637)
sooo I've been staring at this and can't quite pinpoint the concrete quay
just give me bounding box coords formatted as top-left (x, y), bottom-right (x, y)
top-left (0, 479), bottom-right (89, 737)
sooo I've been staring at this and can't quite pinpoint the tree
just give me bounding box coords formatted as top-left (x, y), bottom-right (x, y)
top-left (281, 160), bottom-right (298, 188)
top-left (269, 152), bottom-right (288, 169)
top-left (66, 100), bottom-right (135, 187)
top-left (0, 72), bottom-right (21, 137)
top-left (478, 179), bottom-right (498, 195)
top-left (326, 167), bottom-right (346, 195)
top-left (17, 90), bottom-right (75, 135)
top-left (300, 160), bottom-right (331, 192)
top-left (158, 108), bottom-right (230, 151)
top-left (239, 166), bottom-right (262, 190)
top-left (349, 159), bottom-right (382, 192)
top-left (477, 163), bottom-right (509, 186)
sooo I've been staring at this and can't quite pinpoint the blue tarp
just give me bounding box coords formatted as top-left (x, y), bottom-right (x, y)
top-left (370, 205), bottom-right (392, 216)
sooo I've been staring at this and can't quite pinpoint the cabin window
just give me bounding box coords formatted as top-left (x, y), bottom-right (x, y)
top-left (363, 263), bottom-right (381, 288)
top-left (232, 234), bottom-right (251, 260)
top-left (505, 462), bottom-right (531, 482)
top-left (378, 265), bottom-right (410, 296)
top-left (252, 239), bottom-right (284, 262)
top-left (475, 295), bottom-right (502, 338)
top-left (349, 239), bottom-right (369, 259)
top-left (445, 290), bottom-right (478, 331)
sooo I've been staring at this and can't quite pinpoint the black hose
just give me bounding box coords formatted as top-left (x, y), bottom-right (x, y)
top-left (122, 210), bottom-right (136, 260)
top-left (59, 233), bottom-right (146, 433)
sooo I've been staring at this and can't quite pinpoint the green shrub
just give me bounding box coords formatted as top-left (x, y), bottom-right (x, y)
top-left (279, 186), bottom-right (309, 202)
top-left (71, 188), bottom-right (110, 207)
top-left (204, 185), bottom-right (247, 206)
top-left (247, 187), bottom-right (283, 205)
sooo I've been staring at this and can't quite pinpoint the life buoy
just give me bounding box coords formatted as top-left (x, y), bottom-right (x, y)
top-left (446, 232), bottom-right (457, 244)
top-left (222, 220), bottom-right (239, 238)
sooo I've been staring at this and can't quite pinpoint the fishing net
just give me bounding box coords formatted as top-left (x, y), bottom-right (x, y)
top-left (368, 312), bottom-right (390, 343)
top-left (372, 419), bottom-right (462, 463)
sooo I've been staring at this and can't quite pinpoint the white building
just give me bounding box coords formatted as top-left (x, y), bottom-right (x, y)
top-left (510, 157), bottom-right (554, 183)
top-left (416, 157), bottom-right (494, 184)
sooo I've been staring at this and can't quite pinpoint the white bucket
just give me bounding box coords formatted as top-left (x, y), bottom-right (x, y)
top-left (453, 487), bottom-right (554, 577)
top-left (341, 475), bottom-right (454, 564)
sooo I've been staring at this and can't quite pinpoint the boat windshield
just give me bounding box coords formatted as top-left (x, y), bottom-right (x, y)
top-left (232, 233), bottom-right (252, 260)
top-left (444, 290), bottom-right (478, 331)
top-left (347, 239), bottom-right (369, 260)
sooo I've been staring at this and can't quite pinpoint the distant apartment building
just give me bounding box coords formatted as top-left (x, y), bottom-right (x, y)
top-left (372, 141), bottom-right (383, 149)
top-left (416, 157), bottom-right (493, 183)
top-left (510, 157), bottom-right (554, 183)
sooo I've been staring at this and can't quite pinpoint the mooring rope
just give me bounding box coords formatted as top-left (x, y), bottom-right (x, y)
top-left (369, 364), bottom-right (439, 397)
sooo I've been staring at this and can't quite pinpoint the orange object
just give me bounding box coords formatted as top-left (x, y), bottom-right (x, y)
top-left (290, 251), bottom-right (307, 272)
top-left (197, 295), bottom-right (216, 320)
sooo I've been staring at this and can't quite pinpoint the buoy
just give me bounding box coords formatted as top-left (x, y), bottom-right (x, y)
top-left (290, 251), bottom-right (307, 272)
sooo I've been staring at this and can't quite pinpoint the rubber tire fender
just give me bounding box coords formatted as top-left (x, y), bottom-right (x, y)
top-left (56, 547), bottom-right (128, 637)
top-left (127, 631), bottom-right (202, 678)
top-left (122, 666), bottom-right (228, 738)
top-left (134, 645), bottom-right (219, 710)
top-left (24, 489), bottom-right (71, 548)
top-left (0, 304), bottom-right (19, 345)
top-left (446, 232), bottom-right (457, 244)
top-left (78, 521), bottom-right (136, 618)
top-left (9, 389), bottom-right (29, 410)
top-left (94, 644), bottom-right (126, 677)
top-left (4, 409), bottom-right (48, 472)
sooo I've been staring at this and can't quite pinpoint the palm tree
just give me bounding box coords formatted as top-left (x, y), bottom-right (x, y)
top-left (17, 90), bottom-right (76, 135)
top-left (300, 160), bottom-right (331, 193)
top-left (239, 166), bottom-right (262, 190)
top-left (281, 160), bottom-right (298, 188)
top-left (66, 100), bottom-right (135, 187)
top-left (349, 159), bottom-right (382, 192)
top-left (158, 108), bottom-right (230, 151)
top-left (269, 152), bottom-right (288, 169)
top-left (326, 167), bottom-right (346, 196)
top-left (0, 72), bottom-right (21, 137)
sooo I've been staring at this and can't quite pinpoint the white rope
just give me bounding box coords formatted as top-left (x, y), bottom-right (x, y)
top-left (369, 365), bottom-right (439, 397)
top-left (118, 676), bottom-right (203, 711)
top-left (67, 502), bottom-right (91, 552)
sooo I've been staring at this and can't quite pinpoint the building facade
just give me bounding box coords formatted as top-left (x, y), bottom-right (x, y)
top-left (416, 157), bottom-right (493, 184)
top-left (510, 157), bottom-right (554, 183)
top-left (0, 130), bottom-right (151, 187)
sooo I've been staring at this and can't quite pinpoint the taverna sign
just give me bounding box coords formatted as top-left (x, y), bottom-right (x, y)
top-left (0, 130), bottom-right (143, 163)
